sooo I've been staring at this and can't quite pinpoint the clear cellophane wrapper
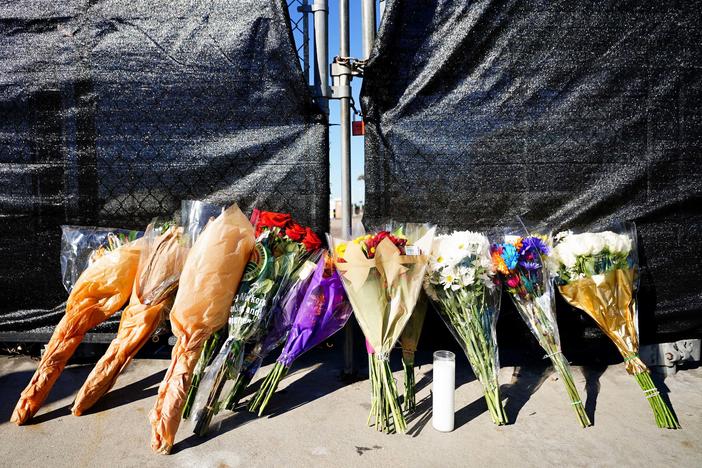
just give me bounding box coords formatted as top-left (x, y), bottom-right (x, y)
top-left (429, 270), bottom-right (506, 424)
top-left (501, 226), bottom-right (590, 428)
top-left (222, 257), bottom-right (319, 411)
top-left (60, 226), bottom-right (142, 293)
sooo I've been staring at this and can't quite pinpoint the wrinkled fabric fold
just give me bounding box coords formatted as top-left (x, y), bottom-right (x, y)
top-left (11, 240), bottom-right (142, 425)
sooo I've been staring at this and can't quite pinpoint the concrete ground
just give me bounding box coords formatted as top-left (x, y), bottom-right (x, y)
top-left (1, 349), bottom-right (700, 468)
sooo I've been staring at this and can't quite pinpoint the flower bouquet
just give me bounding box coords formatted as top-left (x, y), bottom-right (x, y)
top-left (73, 220), bottom-right (185, 416)
top-left (248, 252), bottom-right (353, 414)
top-left (220, 259), bottom-right (319, 411)
top-left (189, 211), bottom-right (322, 436)
top-left (11, 231), bottom-right (142, 425)
top-left (149, 204), bottom-right (255, 454)
top-left (331, 225), bottom-right (435, 434)
top-left (424, 231), bottom-right (508, 425)
top-left (399, 292), bottom-right (427, 412)
top-left (491, 231), bottom-right (591, 428)
top-left (199, 252), bottom-right (320, 413)
top-left (181, 236), bottom-right (275, 421)
top-left (552, 225), bottom-right (679, 429)
top-left (174, 200), bottom-right (229, 420)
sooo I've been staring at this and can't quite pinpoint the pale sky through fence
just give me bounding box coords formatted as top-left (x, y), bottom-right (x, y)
top-left (289, 0), bottom-right (373, 206)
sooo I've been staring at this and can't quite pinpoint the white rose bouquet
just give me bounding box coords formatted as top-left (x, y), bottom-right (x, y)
top-left (553, 224), bottom-right (679, 429)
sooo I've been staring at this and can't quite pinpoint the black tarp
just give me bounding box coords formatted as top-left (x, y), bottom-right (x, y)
top-left (362, 0), bottom-right (702, 350)
top-left (0, 0), bottom-right (328, 338)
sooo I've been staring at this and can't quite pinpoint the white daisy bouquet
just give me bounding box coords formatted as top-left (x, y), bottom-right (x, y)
top-left (552, 224), bottom-right (679, 429)
top-left (424, 231), bottom-right (508, 425)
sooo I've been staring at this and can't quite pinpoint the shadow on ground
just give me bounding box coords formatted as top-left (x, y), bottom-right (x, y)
top-left (503, 363), bottom-right (551, 424)
top-left (0, 363), bottom-right (94, 425)
top-left (86, 368), bottom-right (166, 415)
top-left (583, 363), bottom-right (607, 424)
top-left (173, 350), bottom-right (350, 454)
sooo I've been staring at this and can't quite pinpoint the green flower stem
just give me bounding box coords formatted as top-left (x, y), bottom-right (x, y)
top-left (223, 372), bottom-right (253, 411)
top-left (248, 362), bottom-right (289, 416)
top-left (368, 353), bottom-right (401, 433)
top-left (192, 340), bottom-right (243, 437)
top-left (369, 353), bottom-right (387, 431)
top-left (438, 289), bottom-right (508, 425)
top-left (634, 371), bottom-right (680, 429)
top-left (367, 353), bottom-right (376, 426)
top-left (549, 351), bottom-right (591, 428)
top-left (248, 363), bottom-right (277, 413)
top-left (520, 299), bottom-right (590, 428)
top-left (183, 329), bottom-right (223, 419)
top-left (378, 356), bottom-right (389, 432)
top-left (379, 357), bottom-right (406, 434)
top-left (402, 356), bottom-right (416, 412)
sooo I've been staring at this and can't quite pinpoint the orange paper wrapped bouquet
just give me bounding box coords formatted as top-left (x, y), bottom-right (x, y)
top-left (72, 223), bottom-right (186, 416)
top-left (148, 204), bottom-right (255, 454)
top-left (11, 238), bottom-right (142, 425)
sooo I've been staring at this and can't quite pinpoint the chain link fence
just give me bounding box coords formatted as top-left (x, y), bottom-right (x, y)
top-left (0, 0), bottom-right (328, 338)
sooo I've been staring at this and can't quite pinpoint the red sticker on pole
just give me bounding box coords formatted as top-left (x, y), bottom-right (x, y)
top-left (352, 120), bottom-right (365, 136)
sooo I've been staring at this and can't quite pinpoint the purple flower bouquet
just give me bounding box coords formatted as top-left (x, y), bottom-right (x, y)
top-left (248, 252), bottom-right (353, 415)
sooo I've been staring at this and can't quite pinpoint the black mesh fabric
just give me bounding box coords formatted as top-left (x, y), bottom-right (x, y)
top-left (362, 0), bottom-right (702, 347)
top-left (0, 0), bottom-right (328, 336)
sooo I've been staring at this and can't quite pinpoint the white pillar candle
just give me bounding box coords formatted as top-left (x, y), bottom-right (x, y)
top-left (432, 350), bottom-right (455, 432)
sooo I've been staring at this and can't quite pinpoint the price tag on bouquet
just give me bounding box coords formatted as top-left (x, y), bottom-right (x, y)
top-left (404, 245), bottom-right (421, 256)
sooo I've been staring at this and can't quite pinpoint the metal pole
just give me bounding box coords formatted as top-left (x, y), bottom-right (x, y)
top-left (312, 0), bottom-right (329, 112)
top-left (339, 6), bottom-right (351, 237)
top-left (361, 0), bottom-right (376, 60)
top-left (339, 0), bottom-right (354, 376)
top-left (302, 0), bottom-right (310, 84)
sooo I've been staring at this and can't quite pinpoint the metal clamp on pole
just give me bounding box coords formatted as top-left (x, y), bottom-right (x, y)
top-left (298, 0), bottom-right (328, 12)
top-left (329, 57), bottom-right (366, 99)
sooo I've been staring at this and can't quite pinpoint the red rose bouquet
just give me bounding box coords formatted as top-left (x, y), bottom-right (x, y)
top-left (188, 210), bottom-right (323, 436)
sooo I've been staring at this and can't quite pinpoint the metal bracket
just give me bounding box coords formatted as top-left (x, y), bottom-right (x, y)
top-left (330, 61), bottom-right (362, 78)
top-left (328, 56), bottom-right (365, 101)
top-left (330, 57), bottom-right (365, 78)
top-left (640, 339), bottom-right (701, 376)
top-left (298, 1), bottom-right (327, 13)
